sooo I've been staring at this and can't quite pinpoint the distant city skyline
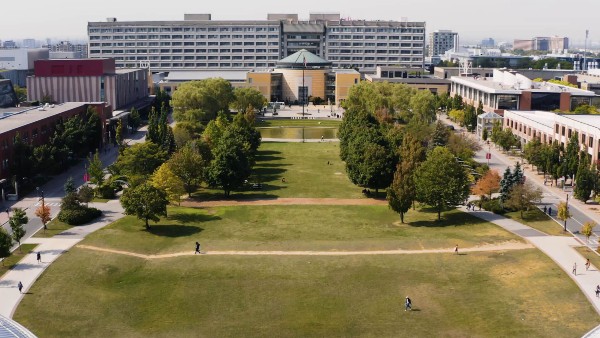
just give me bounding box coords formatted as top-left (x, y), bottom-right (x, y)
top-left (1, 0), bottom-right (598, 47)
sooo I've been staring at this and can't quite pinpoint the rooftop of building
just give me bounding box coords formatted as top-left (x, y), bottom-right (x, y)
top-left (0, 314), bottom-right (37, 338)
top-left (162, 70), bottom-right (248, 82)
top-left (451, 70), bottom-right (596, 96)
top-left (559, 114), bottom-right (600, 130)
top-left (277, 49), bottom-right (331, 69)
top-left (504, 110), bottom-right (557, 129)
top-left (0, 102), bottom-right (95, 134)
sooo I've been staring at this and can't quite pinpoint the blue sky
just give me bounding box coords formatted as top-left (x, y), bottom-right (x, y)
top-left (1, 0), bottom-right (597, 47)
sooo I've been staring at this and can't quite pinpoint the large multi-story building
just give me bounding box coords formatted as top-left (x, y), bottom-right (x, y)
top-left (27, 58), bottom-right (150, 110)
top-left (428, 30), bottom-right (458, 57)
top-left (450, 69), bottom-right (597, 114)
top-left (513, 36), bottom-right (569, 51)
top-left (0, 102), bottom-right (110, 181)
top-left (44, 41), bottom-right (89, 58)
top-left (87, 13), bottom-right (426, 73)
top-left (503, 110), bottom-right (600, 165)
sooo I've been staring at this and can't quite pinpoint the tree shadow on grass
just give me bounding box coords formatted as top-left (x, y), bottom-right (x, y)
top-left (408, 208), bottom-right (485, 228)
top-left (168, 213), bottom-right (220, 224)
top-left (146, 224), bottom-right (204, 238)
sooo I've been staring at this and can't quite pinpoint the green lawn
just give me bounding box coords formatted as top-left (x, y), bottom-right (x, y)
top-left (575, 246), bottom-right (600, 271)
top-left (33, 218), bottom-right (73, 238)
top-left (256, 119), bottom-right (341, 127)
top-left (15, 248), bottom-right (597, 338)
top-left (195, 142), bottom-right (363, 199)
top-left (82, 205), bottom-right (521, 254)
top-left (0, 244), bottom-right (38, 278)
top-left (504, 208), bottom-right (570, 236)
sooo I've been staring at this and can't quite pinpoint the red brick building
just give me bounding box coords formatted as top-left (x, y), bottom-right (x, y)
top-left (0, 102), bottom-right (110, 181)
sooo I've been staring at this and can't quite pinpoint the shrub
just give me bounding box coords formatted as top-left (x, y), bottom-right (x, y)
top-left (58, 207), bottom-right (102, 225)
top-left (482, 198), bottom-right (506, 214)
top-left (96, 185), bottom-right (116, 199)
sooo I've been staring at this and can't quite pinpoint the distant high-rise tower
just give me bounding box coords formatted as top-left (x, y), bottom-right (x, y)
top-left (429, 30), bottom-right (459, 57)
top-left (22, 39), bottom-right (36, 48)
top-left (481, 38), bottom-right (495, 47)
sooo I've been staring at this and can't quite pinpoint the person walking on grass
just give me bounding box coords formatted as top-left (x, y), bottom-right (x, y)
top-left (195, 242), bottom-right (201, 254)
top-left (405, 296), bottom-right (412, 311)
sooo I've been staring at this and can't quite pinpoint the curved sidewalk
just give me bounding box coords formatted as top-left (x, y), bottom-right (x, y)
top-left (0, 201), bottom-right (124, 318)
top-left (462, 206), bottom-right (600, 315)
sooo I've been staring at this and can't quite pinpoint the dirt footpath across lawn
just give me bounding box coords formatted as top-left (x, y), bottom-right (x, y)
top-left (182, 198), bottom-right (388, 208)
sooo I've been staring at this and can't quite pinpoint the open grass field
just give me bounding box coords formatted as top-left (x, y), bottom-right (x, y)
top-left (0, 244), bottom-right (38, 278)
top-left (504, 208), bottom-right (569, 236)
top-left (81, 205), bottom-right (522, 254)
top-left (14, 248), bottom-right (598, 338)
top-left (195, 142), bottom-right (363, 199)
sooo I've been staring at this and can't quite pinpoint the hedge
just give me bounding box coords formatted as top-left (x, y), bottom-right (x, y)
top-left (58, 207), bottom-right (102, 225)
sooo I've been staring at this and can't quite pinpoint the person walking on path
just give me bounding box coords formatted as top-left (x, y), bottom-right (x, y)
top-left (405, 296), bottom-right (412, 311)
top-left (17, 281), bottom-right (23, 294)
top-left (36, 252), bottom-right (41, 263)
top-left (572, 262), bottom-right (577, 275)
top-left (586, 258), bottom-right (591, 271)
top-left (548, 207), bottom-right (552, 216)
top-left (596, 285), bottom-right (600, 298)
top-left (195, 242), bottom-right (201, 254)
top-left (454, 244), bottom-right (459, 255)
top-left (543, 206), bottom-right (547, 214)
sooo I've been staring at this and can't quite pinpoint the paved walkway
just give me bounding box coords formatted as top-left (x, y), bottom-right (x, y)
top-left (0, 201), bottom-right (124, 318)
top-left (462, 206), bottom-right (600, 315)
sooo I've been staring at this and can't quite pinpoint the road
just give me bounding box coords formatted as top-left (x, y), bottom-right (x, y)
top-left (0, 126), bottom-right (147, 247)
top-left (441, 114), bottom-right (600, 249)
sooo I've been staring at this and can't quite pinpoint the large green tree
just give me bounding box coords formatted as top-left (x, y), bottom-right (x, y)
top-left (561, 132), bottom-right (580, 180)
top-left (575, 154), bottom-right (594, 203)
top-left (415, 147), bottom-right (470, 220)
top-left (168, 142), bottom-right (211, 197)
top-left (87, 150), bottom-right (104, 187)
top-left (387, 134), bottom-right (426, 223)
top-left (172, 78), bottom-right (235, 123)
top-left (114, 142), bottom-right (168, 179)
top-left (233, 87), bottom-right (267, 113)
top-left (120, 183), bottom-right (168, 229)
top-left (409, 90), bottom-right (436, 124)
top-left (206, 133), bottom-right (252, 197)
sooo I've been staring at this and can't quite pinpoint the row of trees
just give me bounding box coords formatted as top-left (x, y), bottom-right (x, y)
top-left (448, 101), bottom-right (483, 132)
top-left (522, 132), bottom-right (600, 203)
top-left (117, 79), bottom-right (264, 228)
top-left (339, 81), bottom-right (478, 220)
top-left (171, 78), bottom-right (267, 141)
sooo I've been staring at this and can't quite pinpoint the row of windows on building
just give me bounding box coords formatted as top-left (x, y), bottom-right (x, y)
top-left (328, 35), bottom-right (423, 40)
top-left (91, 49), bottom-right (279, 54)
top-left (506, 117), bottom-right (599, 149)
top-left (116, 62), bottom-right (276, 68)
top-left (328, 42), bottom-right (423, 47)
top-left (329, 57), bottom-right (423, 62)
top-left (111, 55), bottom-right (280, 61)
top-left (90, 34), bottom-right (280, 40)
top-left (91, 42), bottom-right (280, 48)
top-left (328, 49), bottom-right (422, 54)
top-left (328, 27), bottom-right (424, 33)
top-left (89, 27), bottom-right (280, 33)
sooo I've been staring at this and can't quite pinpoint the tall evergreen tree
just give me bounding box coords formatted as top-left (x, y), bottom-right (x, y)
top-left (575, 153), bottom-right (594, 203)
top-left (499, 167), bottom-right (514, 202)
